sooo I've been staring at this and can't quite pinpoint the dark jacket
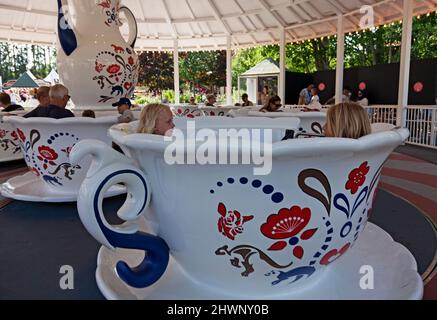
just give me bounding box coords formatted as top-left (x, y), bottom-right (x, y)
top-left (2, 104), bottom-right (24, 112)
top-left (23, 105), bottom-right (75, 119)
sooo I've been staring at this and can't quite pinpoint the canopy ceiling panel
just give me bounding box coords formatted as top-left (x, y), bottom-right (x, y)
top-left (0, 0), bottom-right (435, 51)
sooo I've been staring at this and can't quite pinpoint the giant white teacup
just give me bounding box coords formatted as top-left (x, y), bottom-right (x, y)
top-left (3, 116), bottom-right (119, 198)
top-left (71, 117), bottom-right (409, 298)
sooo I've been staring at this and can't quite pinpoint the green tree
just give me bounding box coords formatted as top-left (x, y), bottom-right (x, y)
top-left (179, 50), bottom-right (226, 92)
top-left (137, 51), bottom-right (174, 92)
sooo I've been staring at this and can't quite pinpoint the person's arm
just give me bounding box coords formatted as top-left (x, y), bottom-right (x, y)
top-left (298, 92), bottom-right (305, 105)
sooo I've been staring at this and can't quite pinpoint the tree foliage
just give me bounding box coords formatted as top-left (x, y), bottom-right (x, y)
top-left (179, 50), bottom-right (226, 91)
top-left (137, 51), bottom-right (174, 91)
top-left (0, 43), bottom-right (56, 82)
top-left (232, 13), bottom-right (437, 86)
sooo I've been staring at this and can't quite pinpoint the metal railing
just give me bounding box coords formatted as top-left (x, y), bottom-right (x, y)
top-left (286, 104), bottom-right (437, 149)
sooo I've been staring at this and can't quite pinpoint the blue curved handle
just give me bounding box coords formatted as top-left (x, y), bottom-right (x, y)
top-left (92, 170), bottom-right (169, 288)
top-left (57, 0), bottom-right (77, 56)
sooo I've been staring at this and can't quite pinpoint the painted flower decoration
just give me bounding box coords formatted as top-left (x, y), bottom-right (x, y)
top-left (261, 206), bottom-right (317, 259)
top-left (61, 146), bottom-right (74, 157)
top-left (37, 146), bottom-right (58, 169)
top-left (320, 243), bottom-right (351, 266)
top-left (17, 128), bottom-right (26, 142)
top-left (124, 82), bottom-right (133, 91)
top-left (11, 131), bottom-right (18, 141)
top-left (346, 162), bottom-right (370, 194)
top-left (128, 56), bottom-right (135, 66)
top-left (107, 64), bottom-right (121, 74)
top-left (95, 62), bottom-right (105, 73)
top-left (98, 0), bottom-right (111, 9)
top-left (217, 203), bottom-right (254, 241)
top-left (0, 129), bottom-right (6, 139)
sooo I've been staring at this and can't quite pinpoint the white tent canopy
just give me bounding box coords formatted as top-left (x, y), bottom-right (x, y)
top-left (0, 0), bottom-right (435, 51)
top-left (43, 69), bottom-right (59, 85)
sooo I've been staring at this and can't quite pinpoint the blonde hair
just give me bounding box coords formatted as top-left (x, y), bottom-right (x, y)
top-left (137, 104), bottom-right (171, 134)
top-left (36, 86), bottom-right (50, 100)
top-left (326, 102), bottom-right (371, 139)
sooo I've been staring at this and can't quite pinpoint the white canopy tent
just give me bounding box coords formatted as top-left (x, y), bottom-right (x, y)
top-left (43, 69), bottom-right (60, 85)
top-left (0, 0), bottom-right (436, 121)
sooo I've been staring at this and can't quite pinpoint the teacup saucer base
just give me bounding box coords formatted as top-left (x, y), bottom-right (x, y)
top-left (96, 222), bottom-right (423, 300)
top-left (1, 172), bottom-right (126, 202)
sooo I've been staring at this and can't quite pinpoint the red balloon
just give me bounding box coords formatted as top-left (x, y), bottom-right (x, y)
top-left (318, 83), bottom-right (326, 91)
top-left (413, 82), bottom-right (424, 93)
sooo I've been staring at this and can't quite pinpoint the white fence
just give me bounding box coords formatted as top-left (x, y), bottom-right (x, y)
top-left (284, 104), bottom-right (437, 150)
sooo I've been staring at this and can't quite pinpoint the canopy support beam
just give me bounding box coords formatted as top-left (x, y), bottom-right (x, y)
top-left (226, 35), bottom-right (233, 106)
top-left (397, 0), bottom-right (413, 128)
top-left (335, 14), bottom-right (345, 104)
top-left (279, 28), bottom-right (286, 104)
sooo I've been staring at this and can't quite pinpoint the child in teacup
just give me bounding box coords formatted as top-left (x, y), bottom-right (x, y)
top-left (113, 98), bottom-right (134, 124)
top-left (137, 104), bottom-right (175, 136)
top-left (324, 102), bottom-right (371, 139)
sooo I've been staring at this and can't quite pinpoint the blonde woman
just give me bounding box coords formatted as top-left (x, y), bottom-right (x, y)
top-left (137, 104), bottom-right (175, 136)
top-left (324, 103), bottom-right (371, 139)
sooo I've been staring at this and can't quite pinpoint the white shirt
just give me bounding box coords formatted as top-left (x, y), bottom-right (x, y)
top-left (358, 98), bottom-right (369, 107)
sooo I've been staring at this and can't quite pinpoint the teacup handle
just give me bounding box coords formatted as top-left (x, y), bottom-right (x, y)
top-left (70, 140), bottom-right (169, 289)
top-left (119, 6), bottom-right (138, 49)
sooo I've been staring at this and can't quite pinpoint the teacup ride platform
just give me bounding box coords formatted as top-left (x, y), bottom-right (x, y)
top-left (70, 118), bottom-right (423, 300)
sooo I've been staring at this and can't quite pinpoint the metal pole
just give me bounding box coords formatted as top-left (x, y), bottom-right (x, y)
top-left (335, 14), bottom-right (345, 104)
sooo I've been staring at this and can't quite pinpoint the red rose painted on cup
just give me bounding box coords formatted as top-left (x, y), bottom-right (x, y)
top-left (128, 56), bottom-right (135, 66)
top-left (346, 162), bottom-right (370, 194)
top-left (107, 64), bottom-right (121, 74)
top-left (0, 129), bottom-right (6, 139)
top-left (217, 203), bottom-right (254, 241)
top-left (261, 206), bottom-right (317, 259)
top-left (37, 146), bottom-right (59, 169)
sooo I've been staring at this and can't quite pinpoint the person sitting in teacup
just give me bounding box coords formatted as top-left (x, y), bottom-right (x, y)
top-left (324, 102), bottom-right (371, 139)
top-left (113, 97), bottom-right (134, 124)
top-left (205, 94), bottom-right (217, 107)
top-left (0, 92), bottom-right (24, 113)
top-left (23, 86), bottom-right (51, 118)
top-left (241, 93), bottom-right (254, 107)
top-left (259, 96), bottom-right (283, 113)
top-left (23, 84), bottom-right (75, 119)
top-left (137, 104), bottom-right (175, 136)
top-left (303, 88), bottom-right (322, 112)
top-left (188, 96), bottom-right (197, 106)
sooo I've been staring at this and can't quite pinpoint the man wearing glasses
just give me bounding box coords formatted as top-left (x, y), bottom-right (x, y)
top-left (24, 84), bottom-right (74, 119)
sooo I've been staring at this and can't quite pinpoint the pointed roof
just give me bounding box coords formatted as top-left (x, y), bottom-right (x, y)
top-left (241, 59), bottom-right (280, 77)
top-left (11, 71), bottom-right (39, 88)
top-left (44, 70), bottom-right (59, 84)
